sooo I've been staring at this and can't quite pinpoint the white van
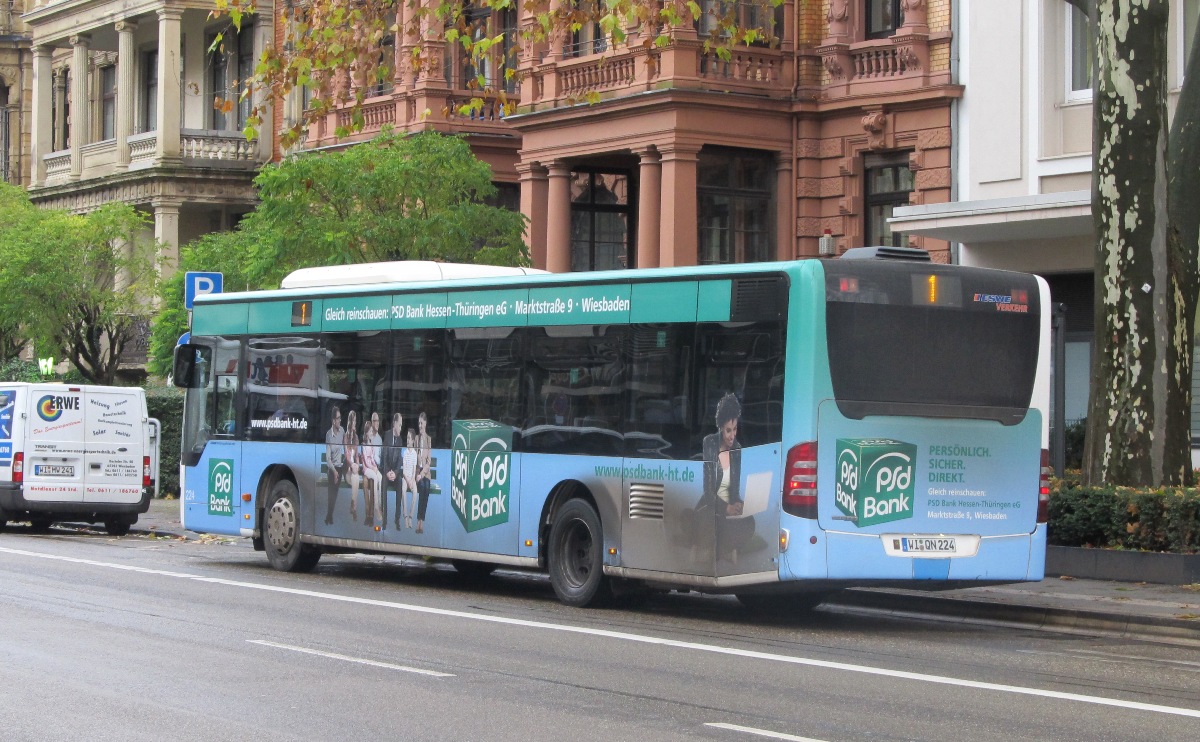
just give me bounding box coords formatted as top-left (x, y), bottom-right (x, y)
top-left (0, 383), bottom-right (160, 535)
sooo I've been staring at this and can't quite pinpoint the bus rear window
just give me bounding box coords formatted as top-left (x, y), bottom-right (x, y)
top-left (824, 262), bottom-right (1041, 424)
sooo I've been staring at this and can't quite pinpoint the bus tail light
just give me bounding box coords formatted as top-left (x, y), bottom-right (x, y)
top-left (783, 441), bottom-right (818, 519)
top-left (12, 452), bottom-right (23, 484)
top-left (1037, 448), bottom-right (1051, 523)
top-left (143, 456), bottom-right (152, 488)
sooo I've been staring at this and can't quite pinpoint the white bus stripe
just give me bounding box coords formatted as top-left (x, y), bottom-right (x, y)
top-left (247, 639), bottom-right (454, 677)
top-left (4, 545), bottom-right (1199, 720)
top-left (704, 722), bottom-right (828, 741)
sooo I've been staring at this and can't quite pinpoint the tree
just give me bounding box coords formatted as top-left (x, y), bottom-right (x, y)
top-left (211, 0), bottom-right (783, 146)
top-left (148, 130), bottom-right (529, 375)
top-left (1067, 0), bottom-right (1200, 487)
top-left (0, 184), bottom-right (160, 384)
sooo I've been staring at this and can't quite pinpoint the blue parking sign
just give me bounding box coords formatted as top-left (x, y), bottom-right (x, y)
top-left (185, 272), bottom-right (223, 309)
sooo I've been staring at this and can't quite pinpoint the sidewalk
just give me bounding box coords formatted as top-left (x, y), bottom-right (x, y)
top-left (135, 498), bottom-right (1200, 645)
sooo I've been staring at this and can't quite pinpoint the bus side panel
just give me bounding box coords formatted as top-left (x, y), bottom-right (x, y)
top-left (182, 440), bottom-right (244, 536)
top-left (515, 452), bottom-right (623, 563)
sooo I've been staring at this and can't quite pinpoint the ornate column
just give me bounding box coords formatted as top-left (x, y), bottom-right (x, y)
top-left (254, 20), bottom-right (274, 161)
top-left (818, 0), bottom-right (854, 97)
top-left (518, 160), bottom-right (549, 269)
top-left (775, 151), bottom-right (794, 260)
top-left (69, 34), bottom-right (91, 180)
top-left (52, 68), bottom-right (67, 152)
top-left (153, 197), bottom-right (183, 275)
top-left (115, 20), bottom-right (138, 170)
top-left (31, 45), bottom-right (53, 185)
top-left (893, 0), bottom-right (930, 81)
top-left (155, 8), bottom-right (183, 162)
top-left (635, 147), bottom-right (661, 270)
top-left (544, 161), bottom-right (572, 273)
top-left (658, 144), bottom-right (699, 267)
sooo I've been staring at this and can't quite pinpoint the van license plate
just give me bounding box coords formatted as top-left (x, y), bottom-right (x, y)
top-left (34, 464), bottom-right (74, 477)
top-left (898, 537), bottom-right (956, 553)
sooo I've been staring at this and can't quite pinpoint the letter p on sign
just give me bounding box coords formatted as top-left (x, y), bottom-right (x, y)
top-left (185, 272), bottom-right (224, 309)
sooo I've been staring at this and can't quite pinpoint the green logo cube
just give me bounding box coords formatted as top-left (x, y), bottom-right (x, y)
top-left (451, 420), bottom-right (513, 532)
top-left (208, 459), bottom-right (234, 516)
top-left (834, 438), bottom-right (916, 528)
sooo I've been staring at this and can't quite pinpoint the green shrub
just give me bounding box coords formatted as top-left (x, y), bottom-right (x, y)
top-left (0, 358), bottom-right (41, 382)
top-left (145, 383), bottom-right (183, 497)
top-left (1048, 479), bottom-right (1200, 553)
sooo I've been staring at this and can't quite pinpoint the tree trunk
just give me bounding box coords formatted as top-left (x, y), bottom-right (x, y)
top-left (1165, 13), bottom-right (1200, 487)
top-left (1082, 0), bottom-right (1177, 486)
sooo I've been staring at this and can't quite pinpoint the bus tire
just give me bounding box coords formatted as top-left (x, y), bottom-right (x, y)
top-left (104, 519), bottom-right (131, 537)
top-left (736, 592), bottom-right (827, 616)
top-left (548, 498), bottom-right (610, 608)
top-left (29, 516), bottom-right (52, 533)
top-left (264, 479), bottom-right (321, 573)
top-left (452, 560), bottom-right (496, 581)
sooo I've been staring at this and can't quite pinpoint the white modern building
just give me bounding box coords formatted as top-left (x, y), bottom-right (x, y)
top-left (891, 0), bottom-right (1200, 433)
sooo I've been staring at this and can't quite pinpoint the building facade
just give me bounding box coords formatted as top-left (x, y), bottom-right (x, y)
top-left (20, 0), bottom-right (275, 270)
top-left (291, 0), bottom-right (960, 271)
top-left (1, 0), bottom-right (32, 186)
top-left (890, 0), bottom-right (1199, 430)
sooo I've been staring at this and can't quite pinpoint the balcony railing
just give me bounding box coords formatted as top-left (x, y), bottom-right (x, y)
top-left (44, 150), bottom-right (70, 180)
top-left (180, 130), bottom-right (257, 160)
top-left (128, 131), bottom-right (157, 167)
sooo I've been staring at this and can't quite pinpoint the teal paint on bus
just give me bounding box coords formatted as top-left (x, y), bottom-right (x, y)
top-left (631, 281), bottom-right (696, 323)
top-left (696, 280), bottom-right (733, 322)
top-left (527, 284), bottom-right (632, 326)
top-left (322, 294), bottom-right (393, 331)
top-left (248, 299), bottom-right (320, 335)
top-left (445, 288), bottom-right (529, 328)
top-left (192, 301), bottom-right (248, 336)
top-left (388, 292), bottom-right (451, 329)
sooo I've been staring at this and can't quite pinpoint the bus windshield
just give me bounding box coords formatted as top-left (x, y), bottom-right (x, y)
top-left (823, 261), bottom-right (1041, 423)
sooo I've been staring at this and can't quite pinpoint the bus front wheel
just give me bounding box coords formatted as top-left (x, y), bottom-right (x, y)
top-left (548, 499), bottom-right (610, 608)
top-left (264, 479), bottom-right (321, 573)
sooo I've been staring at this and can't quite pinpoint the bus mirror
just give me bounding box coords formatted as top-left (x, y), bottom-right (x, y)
top-left (173, 344), bottom-right (208, 388)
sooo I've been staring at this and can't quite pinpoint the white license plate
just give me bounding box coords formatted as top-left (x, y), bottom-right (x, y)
top-left (896, 536), bottom-right (957, 553)
top-left (34, 464), bottom-right (74, 477)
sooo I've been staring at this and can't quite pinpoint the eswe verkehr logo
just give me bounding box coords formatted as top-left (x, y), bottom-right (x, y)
top-left (835, 438), bottom-right (916, 528)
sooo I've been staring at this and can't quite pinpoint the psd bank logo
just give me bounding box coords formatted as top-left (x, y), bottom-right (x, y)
top-left (208, 459), bottom-right (235, 516)
top-left (37, 394), bottom-right (79, 422)
top-left (835, 438), bottom-right (916, 528)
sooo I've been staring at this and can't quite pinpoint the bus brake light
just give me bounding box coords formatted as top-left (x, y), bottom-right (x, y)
top-left (12, 452), bottom-right (23, 484)
top-left (783, 442), bottom-right (818, 519)
top-left (1037, 449), bottom-right (1051, 523)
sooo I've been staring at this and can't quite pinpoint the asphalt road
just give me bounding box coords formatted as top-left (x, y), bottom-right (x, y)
top-left (1, 523), bottom-right (1198, 742)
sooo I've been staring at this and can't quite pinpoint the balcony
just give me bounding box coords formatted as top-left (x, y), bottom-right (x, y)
top-left (40, 129), bottom-right (262, 185)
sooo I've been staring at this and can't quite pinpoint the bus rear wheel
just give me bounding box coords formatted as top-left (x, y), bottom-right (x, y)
top-left (264, 479), bottom-right (321, 573)
top-left (548, 499), bottom-right (610, 608)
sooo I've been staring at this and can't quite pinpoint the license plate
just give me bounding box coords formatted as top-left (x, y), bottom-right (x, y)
top-left (897, 536), bottom-right (956, 553)
top-left (34, 464), bottom-right (74, 477)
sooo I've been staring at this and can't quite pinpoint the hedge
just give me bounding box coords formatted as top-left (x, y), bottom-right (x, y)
top-left (1048, 477), bottom-right (1200, 554)
top-left (145, 383), bottom-right (183, 498)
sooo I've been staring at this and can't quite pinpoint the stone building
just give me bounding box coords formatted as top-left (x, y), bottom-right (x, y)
top-left (1, 0), bottom-right (32, 186)
top-left (293, 0), bottom-right (959, 270)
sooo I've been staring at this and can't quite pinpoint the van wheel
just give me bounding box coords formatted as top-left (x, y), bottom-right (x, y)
top-left (104, 519), bottom-right (131, 537)
top-left (264, 479), bottom-right (320, 572)
top-left (28, 516), bottom-right (52, 533)
top-left (548, 499), bottom-right (610, 607)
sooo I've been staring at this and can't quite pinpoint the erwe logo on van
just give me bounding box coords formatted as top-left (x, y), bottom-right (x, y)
top-left (37, 394), bottom-right (80, 422)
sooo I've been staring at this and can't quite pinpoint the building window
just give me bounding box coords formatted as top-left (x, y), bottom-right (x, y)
top-left (450, 5), bottom-right (518, 91)
top-left (864, 152), bottom-right (914, 248)
top-left (100, 65), bottom-right (117, 141)
top-left (367, 34), bottom-right (395, 97)
top-left (567, 1), bottom-right (606, 59)
top-left (1183, 0), bottom-right (1199, 81)
top-left (698, 0), bottom-right (783, 44)
top-left (208, 24), bottom-right (255, 130)
top-left (141, 51), bottom-right (157, 133)
top-left (866, 0), bottom-right (902, 40)
top-left (570, 171), bottom-right (631, 271)
top-left (1067, 4), bottom-right (1093, 100)
top-left (698, 147), bottom-right (774, 265)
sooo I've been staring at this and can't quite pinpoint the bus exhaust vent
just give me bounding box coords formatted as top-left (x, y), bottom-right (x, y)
top-left (628, 483), bottom-right (665, 520)
top-left (730, 277), bottom-right (786, 322)
top-left (838, 246), bottom-right (932, 262)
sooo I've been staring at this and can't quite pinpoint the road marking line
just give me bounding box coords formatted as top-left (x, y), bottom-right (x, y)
top-left (704, 722), bottom-right (827, 741)
top-left (247, 639), bottom-right (454, 677)
top-left (4, 545), bottom-right (1200, 720)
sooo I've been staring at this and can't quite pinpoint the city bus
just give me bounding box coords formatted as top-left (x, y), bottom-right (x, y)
top-left (173, 251), bottom-right (1051, 611)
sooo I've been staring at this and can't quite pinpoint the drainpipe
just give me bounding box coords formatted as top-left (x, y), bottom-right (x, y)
top-left (948, 0), bottom-right (962, 265)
